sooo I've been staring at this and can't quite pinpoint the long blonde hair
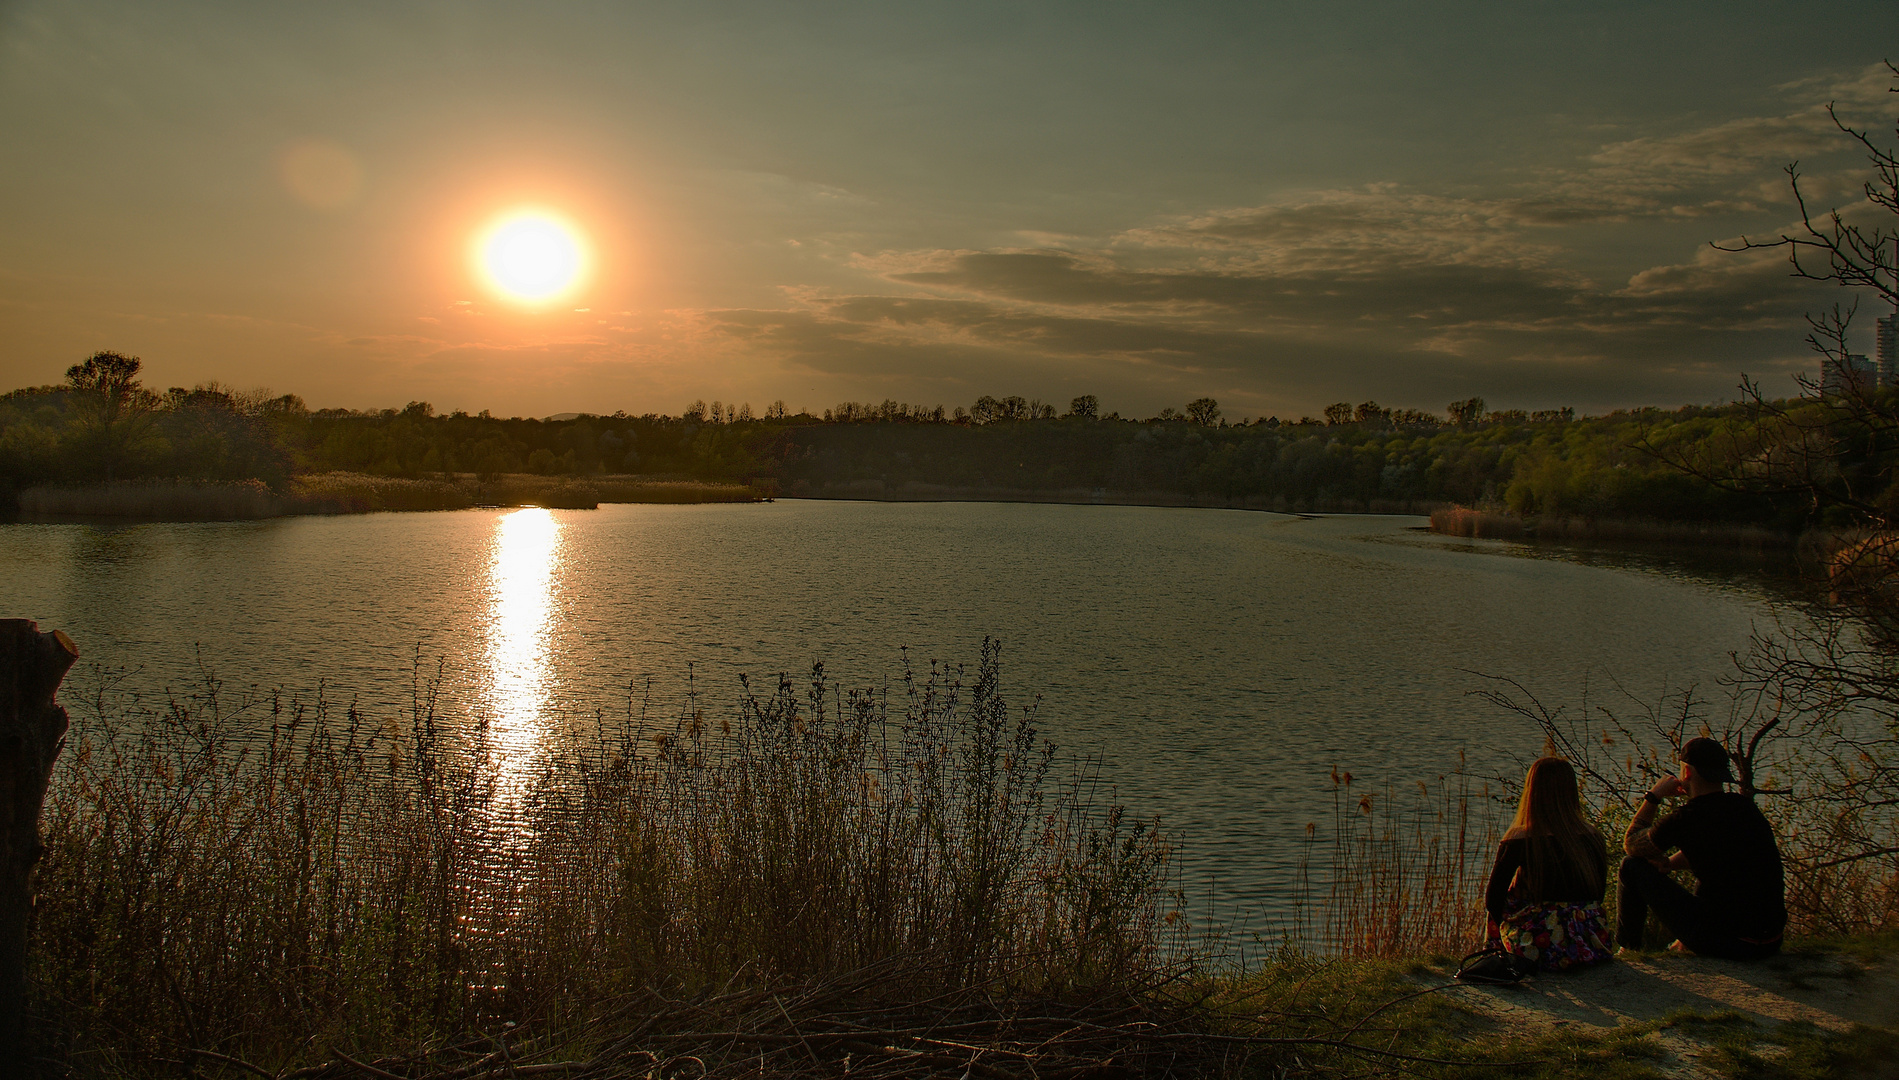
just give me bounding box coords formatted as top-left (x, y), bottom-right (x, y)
top-left (1507, 757), bottom-right (1606, 897)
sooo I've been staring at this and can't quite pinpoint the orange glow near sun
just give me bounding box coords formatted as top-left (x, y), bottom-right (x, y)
top-left (476, 210), bottom-right (588, 303)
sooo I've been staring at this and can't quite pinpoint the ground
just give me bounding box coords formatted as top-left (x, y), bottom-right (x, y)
top-left (1413, 945), bottom-right (1899, 1078)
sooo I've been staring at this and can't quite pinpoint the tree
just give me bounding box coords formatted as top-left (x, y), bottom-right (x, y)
top-left (1067, 394), bottom-right (1099, 419)
top-left (1185, 397), bottom-right (1220, 426)
top-left (1446, 397), bottom-right (1486, 428)
top-left (1323, 402), bottom-right (1353, 426)
top-left (64, 351), bottom-right (159, 481)
top-left (1630, 65), bottom-right (1899, 931)
top-left (1354, 401), bottom-right (1392, 426)
top-left (1721, 60), bottom-right (1898, 313)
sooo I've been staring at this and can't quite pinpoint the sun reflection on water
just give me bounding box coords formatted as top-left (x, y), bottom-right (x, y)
top-left (482, 507), bottom-right (562, 787)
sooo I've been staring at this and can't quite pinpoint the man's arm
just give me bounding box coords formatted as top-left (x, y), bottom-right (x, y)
top-left (1624, 776), bottom-right (1686, 869)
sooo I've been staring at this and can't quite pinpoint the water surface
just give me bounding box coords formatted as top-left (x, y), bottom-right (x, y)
top-left (0, 501), bottom-right (1805, 930)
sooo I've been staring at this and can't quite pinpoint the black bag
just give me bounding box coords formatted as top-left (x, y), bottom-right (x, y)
top-left (1453, 945), bottom-right (1537, 985)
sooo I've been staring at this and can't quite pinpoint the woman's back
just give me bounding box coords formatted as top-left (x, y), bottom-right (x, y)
top-left (1489, 829), bottom-right (1606, 911)
top-left (1476, 758), bottom-right (1615, 974)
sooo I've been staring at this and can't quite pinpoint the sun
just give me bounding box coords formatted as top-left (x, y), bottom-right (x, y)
top-left (477, 211), bottom-right (587, 303)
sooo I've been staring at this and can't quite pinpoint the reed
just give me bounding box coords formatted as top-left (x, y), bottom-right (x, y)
top-left (581, 475), bottom-right (767, 504)
top-left (17, 480), bottom-right (293, 520)
top-left (13, 473), bottom-right (771, 521)
top-left (289, 471), bottom-right (476, 512)
top-left (28, 642), bottom-right (1179, 1072)
top-left (1429, 505), bottom-right (1792, 548)
top-left (293, 472), bottom-right (765, 512)
top-left (1309, 768), bottom-right (1502, 959)
top-left (1427, 505), bottom-right (1527, 540)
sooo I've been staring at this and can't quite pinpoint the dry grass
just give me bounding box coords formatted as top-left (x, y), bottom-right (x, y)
top-left (12, 473), bottom-right (768, 520)
top-left (289, 471), bottom-right (477, 512)
top-left (44, 636), bottom-right (1892, 1076)
top-left (294, 472), bottom-right (765, 512)
top-left (1428, 506), bottom-right (1528, 540)
top-left (582, 476), bottom-right (767, 504)
top-left (28, 642), bottom-right (1179, 1073)
top-left (24, 643), bottom-right (1549, 1079)
top-left (17, 480), bottom-right (294, 520)
top-left (1429, 505), bottom-right (1791, 548)
top-left (1307, 767), bottom-right (1502, 960)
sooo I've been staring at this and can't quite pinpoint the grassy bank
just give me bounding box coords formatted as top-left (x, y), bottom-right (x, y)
top-left (14, 473), bottom-right (768, 520)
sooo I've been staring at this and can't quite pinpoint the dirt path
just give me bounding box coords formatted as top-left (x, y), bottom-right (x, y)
top-left (1422, 949), bottom-right (1897, 1077)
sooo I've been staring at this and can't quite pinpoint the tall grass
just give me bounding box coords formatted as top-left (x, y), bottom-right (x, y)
top-left (293, 472), bottom-right (766, 512)
top-left (29, 641), bottom-right (1176, 1071)
top-left (1429, 505), bottom-right (1792, 548)
top-left (17, 480), bottom-right (293, 519)
top-left (12, 474), bottom-right (768, 520)
top-left (288, 470), bottom-right (479, 511)
top-left (1307, 766), bottom-right (1502, 959)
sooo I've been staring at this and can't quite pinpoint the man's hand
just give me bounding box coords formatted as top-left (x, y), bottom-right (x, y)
top-left (1624, 775), bottom-right (1681, 861)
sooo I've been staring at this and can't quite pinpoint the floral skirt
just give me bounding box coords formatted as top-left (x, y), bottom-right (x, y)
top-left (1485, 900), bottom-right (1613, 971)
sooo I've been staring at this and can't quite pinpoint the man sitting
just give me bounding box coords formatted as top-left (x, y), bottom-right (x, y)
top-left (1617, 737), bottom-right (1786, 959)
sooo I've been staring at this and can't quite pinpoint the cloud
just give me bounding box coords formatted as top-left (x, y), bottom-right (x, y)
top-left (720, 72), bottom-right (1895, 413)
top-left (681, 226), bottom-right (1832, 416)
top-left (1114, 190), bottom-right (1563, 272)
top-left (685, 77), bottom-right (1883, 411)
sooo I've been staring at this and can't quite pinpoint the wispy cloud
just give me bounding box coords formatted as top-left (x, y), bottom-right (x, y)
top-left (679, 67), bottom-right (1893, 413)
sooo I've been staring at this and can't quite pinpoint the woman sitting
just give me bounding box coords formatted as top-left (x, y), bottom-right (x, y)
top-left (1483, 756), bottom-right (1614, 971)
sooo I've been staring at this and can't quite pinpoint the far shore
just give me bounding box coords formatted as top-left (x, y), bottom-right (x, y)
top-left (0, 480), bottom-right (1833, 563)
top-left (783, 477), bottom-right (1445, 515)
top-left (8, 472), bottom-right (770, 521)
top-left (1428, 504), bottom-right (1802, 550)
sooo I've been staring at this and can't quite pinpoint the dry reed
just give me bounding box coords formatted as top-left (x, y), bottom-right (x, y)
top-left (18, 480), bottom-right (293, 520)
top-left (12, 474), bottom-right (770, 521)
top-left (1429, 505), bottom-right (1791, 549)
top-left (292, 472), bottom-right (765, 513)
top-left (28, 642), bottom-right (1180, 1073)
top-left (1310, 768), bottom-right (1502, 959)
top-left (288, 471), bottom-right (477, 512)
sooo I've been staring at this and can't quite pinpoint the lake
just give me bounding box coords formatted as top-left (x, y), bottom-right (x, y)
top-left (0, 500), bottom-right (1807, 933)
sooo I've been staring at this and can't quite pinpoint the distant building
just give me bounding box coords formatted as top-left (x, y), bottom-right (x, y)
top-left (1879, 313), bottom-right (1898, 387)
top-left (1822, 353), bottom-right (1877, 396)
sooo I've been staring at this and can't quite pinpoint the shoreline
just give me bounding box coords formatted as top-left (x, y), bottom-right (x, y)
top-left (1427, 504), bottom-right (1799, 550)
top-left (0, 484), bottom-right (1841, 561)
top-left (6, 473), bottom-right (770, 521)
top-left (781, 479), bottom-right (1445, 515)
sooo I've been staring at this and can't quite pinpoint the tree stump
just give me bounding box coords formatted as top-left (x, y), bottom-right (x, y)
top-left (0, 620), bottom-right (76, 1074)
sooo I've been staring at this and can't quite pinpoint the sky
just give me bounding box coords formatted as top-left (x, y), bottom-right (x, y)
top-left (3, 2), bottom-right (1898, 420)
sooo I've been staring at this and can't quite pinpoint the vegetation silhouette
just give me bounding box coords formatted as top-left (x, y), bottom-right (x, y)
top-left (0, 365), bottom-right (1815, 530)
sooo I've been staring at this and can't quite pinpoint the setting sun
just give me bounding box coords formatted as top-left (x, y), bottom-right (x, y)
top-left (477, 211), bottom-right (586, 302)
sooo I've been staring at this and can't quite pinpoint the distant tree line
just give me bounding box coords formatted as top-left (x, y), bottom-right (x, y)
top-left (0, 351), bottom-right (1804, 527)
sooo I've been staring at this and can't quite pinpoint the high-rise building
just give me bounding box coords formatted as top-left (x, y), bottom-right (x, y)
top-left (1823, 353), bottom-right (1877, 396)
top-left (1878, 313), bottom-right (1898, 387)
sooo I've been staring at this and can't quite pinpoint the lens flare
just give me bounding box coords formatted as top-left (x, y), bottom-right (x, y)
top-left (278, 138), bottom-right (363, 209)
top-left (478, 211), bottom-right (586, 302)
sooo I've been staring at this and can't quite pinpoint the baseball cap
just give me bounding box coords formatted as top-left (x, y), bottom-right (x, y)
top-left (1679, 737), bottom-right (1733, 784)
